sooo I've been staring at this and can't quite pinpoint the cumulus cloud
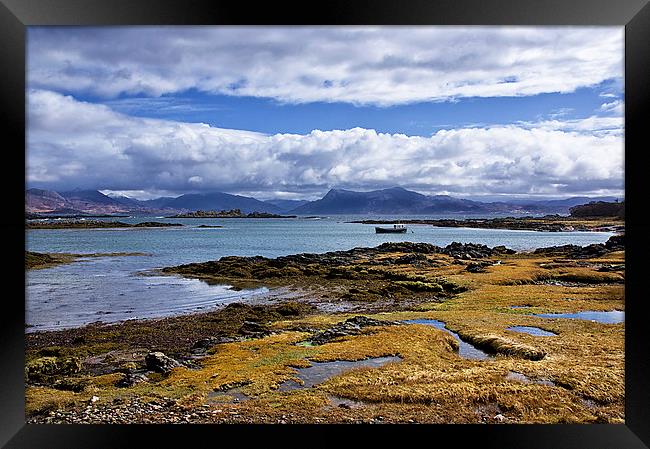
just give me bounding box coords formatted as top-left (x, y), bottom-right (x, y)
top-left (27, 26), bottom-right (623, 105)
top-left (26, 89), bottom-right (624, 198)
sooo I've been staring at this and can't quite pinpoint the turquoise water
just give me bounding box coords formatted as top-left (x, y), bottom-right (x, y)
top-left (26, 216), bottom-right (615, 332)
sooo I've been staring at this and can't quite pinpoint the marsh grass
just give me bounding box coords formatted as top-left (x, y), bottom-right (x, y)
top-left (26, 245), bottom-right (624, 423)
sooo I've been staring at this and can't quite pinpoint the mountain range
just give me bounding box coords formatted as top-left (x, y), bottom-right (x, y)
top-left (25, 187), bottom-right (619, 216)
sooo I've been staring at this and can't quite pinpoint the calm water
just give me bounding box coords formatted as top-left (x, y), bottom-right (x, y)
top-left (506, 326), bottom-right (558, 337)
top-left (533, 310), bottom-right (624, 324)
top-left (278, 356), bottom-right (401, 391)
top-left (26, 216), bottom-right (615, 332)
top-left (403, 319), bottom-right (493, 360)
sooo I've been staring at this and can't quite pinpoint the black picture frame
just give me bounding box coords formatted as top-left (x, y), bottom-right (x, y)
top-left (2, 0), bottom-right (649, 447)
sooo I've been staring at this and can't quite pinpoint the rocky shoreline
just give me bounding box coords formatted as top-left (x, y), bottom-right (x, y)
top-left (26, 251), bottom-right (150, 270)
top-left (26, 220), bottom-right (183, 229)
top-left (349, 216), bottom-right (624, 233)
top-left (26, 236), bottom-right (625, 424)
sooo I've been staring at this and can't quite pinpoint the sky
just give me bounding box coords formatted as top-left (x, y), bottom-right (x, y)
top-left (26, 26), bottom-right (624, 201)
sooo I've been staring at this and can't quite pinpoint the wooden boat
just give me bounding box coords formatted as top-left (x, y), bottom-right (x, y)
top-left (375, 224), bottom-right (407, 233)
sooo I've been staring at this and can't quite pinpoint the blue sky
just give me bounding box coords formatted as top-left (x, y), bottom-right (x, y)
top-left (92, 79), bottom-right (622, 137)
top-left (26, 26), bottom-right (624, 200)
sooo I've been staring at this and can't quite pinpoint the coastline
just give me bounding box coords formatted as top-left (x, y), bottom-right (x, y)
top-left (26, 251), bottom-right (150, 270)
top-left (349, 216), bottom-right (624, 233)
top-left (26, 236), bottom-right (625, 424)
top-left (26, 221), bottom-right (183, 230)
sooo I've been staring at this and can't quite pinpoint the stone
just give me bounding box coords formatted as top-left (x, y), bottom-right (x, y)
top-left (116, 372), bottom-right (149, 388)
top-left (145, 352), bottom-right (181, 373)
top-left (307, 316), bottom-right (400, 345)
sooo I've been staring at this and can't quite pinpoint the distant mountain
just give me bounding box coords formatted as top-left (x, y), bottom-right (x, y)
top-left (164, 192), bottom-right (284, 214)
top-left (139, 197), bottom-right (177, 208)
top-left (59, 189), bottom-right (124, 206)
top-left (26, 189), bottom-right (70, 213)
top-left (291, 187), bottom-right (491, 214)
top-left (26, 186), bottom-right (621, 217)
top-left (507, 196), bottom-right (618, 211)
top-left (289, 187), bottom-right (619, 215)
top-left (291, 187), bottom-right (427, 214)
top-left (263, 199), bottom-right (309, 212)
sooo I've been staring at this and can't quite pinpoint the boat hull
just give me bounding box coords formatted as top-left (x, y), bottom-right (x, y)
top-left (375, 227), bottom-right (407, 234)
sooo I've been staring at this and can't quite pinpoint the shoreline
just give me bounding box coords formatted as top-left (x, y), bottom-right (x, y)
top-left (26, 220), bottom-right (183, 230)
top-left (26, 251), bottom-right (150, 270)
top-left (348, 216), bottom-right (624, 233)
top-left (26, 237), bottom-right (624, 423)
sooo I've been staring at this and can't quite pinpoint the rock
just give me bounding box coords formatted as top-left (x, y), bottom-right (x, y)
top-left (307, 316), bottom-right (399, 345)
top-left (238, 320), bottom-right (272, 337)
top-left (191, 336), bottom-right (235, 352)
top-left (466, 261), bottom-right (493, 273)
top-left (145, 352), bottom-right (181, 373)
top-left (605, 234), bottom-right (624, 251)
top-left (116, 372), bottom-right (149, 388)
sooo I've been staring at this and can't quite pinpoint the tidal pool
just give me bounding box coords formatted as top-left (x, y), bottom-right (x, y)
top-left (278, 356), bottom-right (401, 391)
top-left (533, 310), bottom-right (624, 324)
top-left (506, 326), bottom-right (558, 337)
top-left (403, 319), bottom-right (493, 360)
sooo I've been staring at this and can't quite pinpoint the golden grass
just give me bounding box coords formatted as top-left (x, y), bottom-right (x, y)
top-left (26, 248), bottom-right (624, 423)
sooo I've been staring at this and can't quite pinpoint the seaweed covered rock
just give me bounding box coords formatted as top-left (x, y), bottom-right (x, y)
top-left (145, 352), bottom-right (181, 373)
top-left (605, 234), bottom-right (624, 251)
top-left (26, 356), bottom-right (82, 382)
top-left (308, 316), bottom-right (400, 345)
top-left (534, 242), bottom-right (612, 259)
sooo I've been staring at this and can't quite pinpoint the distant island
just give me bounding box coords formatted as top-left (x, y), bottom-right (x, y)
top-left (167, 209), bottom-right (296, 219)
top-left (350, 201), bottom-right (625, 233)
top-left (26, 220), bottom-right (183, 230)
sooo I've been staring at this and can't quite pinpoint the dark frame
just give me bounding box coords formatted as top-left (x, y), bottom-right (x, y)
top-left (2, 0), bottom-right (649, 447)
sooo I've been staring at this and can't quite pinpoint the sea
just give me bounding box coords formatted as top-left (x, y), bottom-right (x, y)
top-left (25, 215), bottom-right (616, 332)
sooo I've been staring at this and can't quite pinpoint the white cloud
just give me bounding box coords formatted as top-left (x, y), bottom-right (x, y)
top-left (27, 89), bottom-right (624, 198)
top-left (599, 100), bottom-right (624, 115)
top-left (28, 26), bottom-right (623, 106)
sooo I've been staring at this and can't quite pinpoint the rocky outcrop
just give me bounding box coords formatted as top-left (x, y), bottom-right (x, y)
top-left (307, 316), bottom-right (400, 345)
top-left (145, 352), bottom-right (181, 373)
top-left (534, 235), bottom-right (624, 259)
top-left (115, 372), bottom-right (149, 388)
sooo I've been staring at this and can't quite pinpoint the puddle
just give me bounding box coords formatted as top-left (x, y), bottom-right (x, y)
top-left (510, 306), bottom-right (532, 309)
top-left (533, 310), bottom-right (624, 324)
top-left (207, 388), bottom-right (250, 404)
top-left (278, 356), bottom-right (401, 391)
top-left (506, 326), bottom-right (558, 337)
top-left (505, 371), bottom-right (555, 386)
top-left (403, 319), bottom-right (493, 360)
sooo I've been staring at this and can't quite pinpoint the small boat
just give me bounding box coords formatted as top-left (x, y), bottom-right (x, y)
top-left (375, 224), bottom-right (407, 234)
